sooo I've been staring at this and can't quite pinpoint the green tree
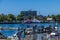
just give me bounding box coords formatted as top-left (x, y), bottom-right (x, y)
top-left (0, 14), bottom-right (8, 22)
top-left (47, 15), bottom-right (51, 18)
top-left (55, 14), bottom-right (60, 21)
top-left (7, 14), bottom-right (15, 21)
top-left (27, 16), bottom-right (31, 19)
top-left (35, 16), bottom-right (39, 20)
top-left (51, 15), bottom-right (56, 21)
top-left (16, 14), bottom-right (23, 21)
top-left (43, 16), bottom-right (47, 21)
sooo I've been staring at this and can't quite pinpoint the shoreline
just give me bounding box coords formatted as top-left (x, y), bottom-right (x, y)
top-left (0, 22), bottom-right (59, 24)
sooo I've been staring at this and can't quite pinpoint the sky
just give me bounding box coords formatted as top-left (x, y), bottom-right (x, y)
top-left (0, 0), bottom-right (60, 16)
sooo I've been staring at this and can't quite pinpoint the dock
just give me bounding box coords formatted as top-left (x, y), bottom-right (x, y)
top-left (0, 27), bottom-right (23, 30)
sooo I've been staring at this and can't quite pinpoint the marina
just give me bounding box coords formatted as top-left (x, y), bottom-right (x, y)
top-left (0, 23), bottom-right (60, 40)
top-left (0, 0), bottom-right (60, 40)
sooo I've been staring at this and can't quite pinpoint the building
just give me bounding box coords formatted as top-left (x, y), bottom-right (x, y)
top-left (21, 10), bottom-right (37, 20)
top-left (47, 17), bottom-right (53, 22)
top-left (0, 32), bottom-right (7, 40)
top-left (21, 10), bottom-right (37, 16)
top-left (37, 15), bottom-right (44, 19)
top-left (47, 17), bottom-right (52, 21)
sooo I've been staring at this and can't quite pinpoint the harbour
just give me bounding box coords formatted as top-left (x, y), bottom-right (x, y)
top-left (0, 23), bottom-right (60, 40)
top-left (0, 0), bottom-right (60, 40)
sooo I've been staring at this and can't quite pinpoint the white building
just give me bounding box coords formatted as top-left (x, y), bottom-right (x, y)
top-left (47, 18), bottom-right (52, 21)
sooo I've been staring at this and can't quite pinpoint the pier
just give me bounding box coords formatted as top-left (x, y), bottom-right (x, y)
top-left (0, 27), bottom-right (23, 30)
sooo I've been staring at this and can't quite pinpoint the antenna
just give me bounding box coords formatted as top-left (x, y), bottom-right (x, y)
top-left (39, 11), bottom-right (40, 15)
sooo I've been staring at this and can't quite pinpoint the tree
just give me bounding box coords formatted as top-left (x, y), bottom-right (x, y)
top-left (16, 17), bottom-right (23, 21)
top-left (47, 15), bottom-right (51, 18)
top-left (35, 16), bottom-right (39, 20)
top-left (27, 16), bottom-right (31, 19)
top-left (51, 15), bottom-right (56, 21)
top-left (7, 14), bottom-right (15, 21)
top-left (43, 16), bottom-right (47, 21)
top-left (16, 14), bottom-right (23, 21)
top-left (0, 14), bottom-right (8, 22)
top-left (55, 14), bottom-right (60, 21)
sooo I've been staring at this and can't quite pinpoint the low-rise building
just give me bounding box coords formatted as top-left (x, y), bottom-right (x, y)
top-left (47, 18), bottom-right (52, 21)
top-left (47, 17), bottom-right (53, 22)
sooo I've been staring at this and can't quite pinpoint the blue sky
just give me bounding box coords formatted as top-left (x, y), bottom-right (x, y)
top-left (0, 0), bottom-right (60, 16)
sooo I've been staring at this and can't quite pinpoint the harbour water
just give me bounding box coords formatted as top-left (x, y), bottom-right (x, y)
top-left (0, 23), bottom-right (60, 37)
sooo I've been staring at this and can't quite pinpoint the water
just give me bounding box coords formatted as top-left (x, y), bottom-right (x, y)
top-left (0, 23), bottom-right (60, 37)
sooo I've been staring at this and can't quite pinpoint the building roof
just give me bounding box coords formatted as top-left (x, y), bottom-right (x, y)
top-left (0, 32), bottom-right (7, 39)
